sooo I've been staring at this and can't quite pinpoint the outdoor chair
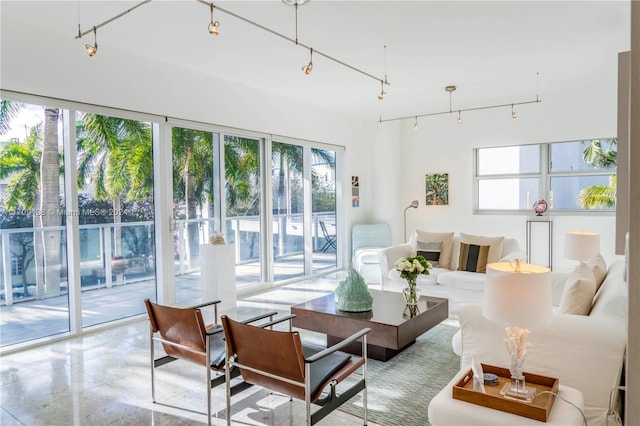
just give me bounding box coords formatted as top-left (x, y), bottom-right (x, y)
top-left (143, 299), bottom-right (278, 425)
top-left (319, 221), bottom-right (337, 252)
top-left (221, 314), bottom-right (371, 425)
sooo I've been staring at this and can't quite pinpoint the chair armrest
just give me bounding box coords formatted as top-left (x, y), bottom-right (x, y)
top-left (206, 310), bottom-right (279, 335)
top-left (189, 300), bottom-right (222, 309)
top-left (305, 328), bottom-right (371, 363)
top-left (258, 314), bottom-right (296, 329)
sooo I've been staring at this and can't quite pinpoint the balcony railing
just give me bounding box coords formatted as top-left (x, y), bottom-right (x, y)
top-left (1, 213), bottom-right (336, 306)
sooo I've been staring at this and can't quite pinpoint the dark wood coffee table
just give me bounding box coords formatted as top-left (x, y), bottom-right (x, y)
top-left (291, 289), bottom-right (448, 361)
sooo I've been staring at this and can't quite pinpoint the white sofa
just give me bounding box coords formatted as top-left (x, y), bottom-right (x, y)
top-left (379, 231), bottom-right (525, 315)
top-left (455, 258), bottom-right (627, 425)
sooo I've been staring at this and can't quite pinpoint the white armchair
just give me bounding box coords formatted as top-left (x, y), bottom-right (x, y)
top-left (351, 223), bottom-right (391, 284)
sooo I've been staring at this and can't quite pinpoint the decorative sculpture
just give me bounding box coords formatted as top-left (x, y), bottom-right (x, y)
top-left (209, 232), bottom-right (226, 245)
top-left (335, 268), bottom-right (373, 312)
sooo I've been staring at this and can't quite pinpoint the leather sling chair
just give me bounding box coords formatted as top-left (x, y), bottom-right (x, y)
top-left (144, 299), bottom-right (278, 425)
top-left (221, 314), bottom-right (372, 425)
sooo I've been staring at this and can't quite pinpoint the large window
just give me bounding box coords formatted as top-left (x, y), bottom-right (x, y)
top-left (0, 93), bottom-right (343, 350)
top-left (475, 139), bottom-right (617, 213)
top-left (75, 110), bottom-right (156, 326)
top-left (0, 102), bottom-right (70, 345)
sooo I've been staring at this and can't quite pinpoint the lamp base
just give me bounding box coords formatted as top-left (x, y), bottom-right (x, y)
top-left (499, 376), bottom-right (536, 403)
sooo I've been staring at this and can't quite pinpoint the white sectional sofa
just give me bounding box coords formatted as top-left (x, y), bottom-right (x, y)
top-left (379, 231), bottom-right (525, 314)
top-left (455, 257), bottom-right (628, 425)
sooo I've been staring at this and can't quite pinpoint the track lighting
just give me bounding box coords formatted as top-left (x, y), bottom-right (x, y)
top-left (76, 0), bottom-right (388, 97)
top-left (381, 76), bottom-right (542, 127)
top-left (208, 4), bottom-right (220, 35)
top-left (302, 48), bottom-right (313, 74)
top-left (85, 26), bottom-right (98, 57)
top-left (377, 80), bottom-right (386, 100)
top-left (413, 116), bottom-right (419, 130)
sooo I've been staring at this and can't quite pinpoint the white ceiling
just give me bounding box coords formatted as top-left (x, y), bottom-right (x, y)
top-left (1, 0), bottom-right (632, 120)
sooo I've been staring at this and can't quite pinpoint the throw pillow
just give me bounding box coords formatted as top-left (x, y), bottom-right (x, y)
top-left (460, 233), bottom-right (505, 265)
top-left (414, 231), bottom-right (455, 269)
top-left (457, 242), bottom-right (490, 273)
top-left (559, 262), bottom-right (597, 315)
top-left (586, 253), bottom-right (607, 291)
top-left (417, 241), bottom-right (442, 267)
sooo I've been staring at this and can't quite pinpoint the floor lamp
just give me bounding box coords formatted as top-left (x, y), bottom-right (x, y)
top-left (403, 200), bottom-right (419, 242)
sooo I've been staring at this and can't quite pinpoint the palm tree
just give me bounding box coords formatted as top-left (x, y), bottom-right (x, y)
top-left (0, 100), bottom-right (23, 134)
top-left (0, 124), bottom-right (43, 296)
top-left (76, 113), bottom-right (152, 262)
top-left (0, 111), bottom-right (65, 297)
top-left (40, 107), bottom-right (63, 295)
top-left (172, 127), bottom-right (214, 265)
top-left (579, 138), bottom-right (617, 209)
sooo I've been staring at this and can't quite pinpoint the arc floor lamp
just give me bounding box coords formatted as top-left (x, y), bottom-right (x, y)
top-left (403, 200), bottom-right (419, 242)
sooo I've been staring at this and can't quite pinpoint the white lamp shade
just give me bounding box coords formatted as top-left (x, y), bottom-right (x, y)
top-left (482, 262), bottom-right (552, 328)
top-left (564, 231), bottom-right (600, 261)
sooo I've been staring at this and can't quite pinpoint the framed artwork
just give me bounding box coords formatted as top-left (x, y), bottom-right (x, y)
top-left (425, 173), bottom-right (449, 205)
top-left (352, 176), bottom-right (359, 207)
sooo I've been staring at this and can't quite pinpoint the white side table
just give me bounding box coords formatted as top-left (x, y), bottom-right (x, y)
top-left (428, 369), bottom-right (585, 425)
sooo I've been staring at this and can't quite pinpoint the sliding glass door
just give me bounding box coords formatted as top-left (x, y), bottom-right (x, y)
top-left (224, 135), bottom-right (262, 286)
top-left (311, 148), bottom-right (337, 272)
top-left (171, 126), bottom-right (216, 303)
top-left (0, 101), bottom-right (70, 345)
top-left (75, 110), bottom-right (156, 326)
top-left (0, 93), bottom-right (343, 350)
top-left (272, 141), bottom-right (305, 281)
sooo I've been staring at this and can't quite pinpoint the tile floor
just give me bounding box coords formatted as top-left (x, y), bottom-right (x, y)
top-left (0, 273), bottom-right (383, 425)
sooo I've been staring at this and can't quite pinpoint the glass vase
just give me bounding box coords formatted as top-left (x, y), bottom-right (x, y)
top-left (402, 282), bottom-right (420, 306)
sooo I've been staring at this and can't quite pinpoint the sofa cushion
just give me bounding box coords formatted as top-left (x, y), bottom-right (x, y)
top-left (437, 270), bottom-right (486, 292)
top-left (586, 253), bottom-right (607, 291)
top-left (559, 262), bottom-right (597, 315)
top-left (415, 231), bottom-right (454, 269)
top-left (457, 242), bottom-right (489, 273)
top-left (417, 241), bottom-right (442, 267)
top-left (460, 233), bottom-right (505, 265)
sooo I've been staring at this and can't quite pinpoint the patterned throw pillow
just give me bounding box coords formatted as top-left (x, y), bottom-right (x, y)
top-left (459, 233), bottom-right (505, 265)
top-left (417, 241), bottom-right (442, 267)
top-left (457, 242), bottom-right (490, 273)
top-left (415, 231), bottom-right (455, 269)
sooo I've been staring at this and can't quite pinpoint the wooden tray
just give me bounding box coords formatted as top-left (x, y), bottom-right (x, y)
top-left (452, 364), bottom-right (559, 422)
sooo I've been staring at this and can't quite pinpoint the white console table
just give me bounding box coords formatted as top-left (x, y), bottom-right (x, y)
top-left (526, 216), bottom-right (553, 269)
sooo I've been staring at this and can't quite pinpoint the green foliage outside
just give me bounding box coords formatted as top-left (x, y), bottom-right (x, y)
top-left (579, 138), bottom-right (617, 209)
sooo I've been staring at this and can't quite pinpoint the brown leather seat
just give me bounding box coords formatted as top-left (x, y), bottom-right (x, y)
top-left (221, 314), bottom-right (371, 425)
top-left (144, 299), bottom-right (277, 426)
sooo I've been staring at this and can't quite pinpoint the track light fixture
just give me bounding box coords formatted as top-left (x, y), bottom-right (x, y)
top-left (413, 116), bottom-right (419, 130)
top-left (76, 0), bottom-right (389, 99)
top-left (76, 0), bottom-right (150, 54)
top-left (379, 74), bottom-right (541, 127)
top-left (208, 4), bottom-right (220, 35)
top-left (85, 26), bottom-right (98, 57)
top-left (377, 80), bottom-right (386, 100)
top-left (302, 48), bottom-right (313, 74)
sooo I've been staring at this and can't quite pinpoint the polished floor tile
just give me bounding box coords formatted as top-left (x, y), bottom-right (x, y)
top-left (1, 273), bottom-right (381, 425)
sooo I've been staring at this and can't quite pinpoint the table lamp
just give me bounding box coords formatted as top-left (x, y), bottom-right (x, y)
top-left (564, 231), bottom-right (600, 264)
top-left (482, 260), bottom-right (552, 403)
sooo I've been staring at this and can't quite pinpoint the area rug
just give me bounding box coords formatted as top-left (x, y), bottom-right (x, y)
top-left (302, 322), bottom-right (461, 426)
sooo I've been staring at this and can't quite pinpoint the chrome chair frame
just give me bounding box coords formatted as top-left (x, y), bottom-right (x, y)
top-left (222, 314), bottom-right (371, 426)
top-left (145, 299), bottom-right (277, 425)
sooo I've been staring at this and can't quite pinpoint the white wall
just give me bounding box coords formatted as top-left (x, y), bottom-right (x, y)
top-left (370, 68), bottom-right (619, 268)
